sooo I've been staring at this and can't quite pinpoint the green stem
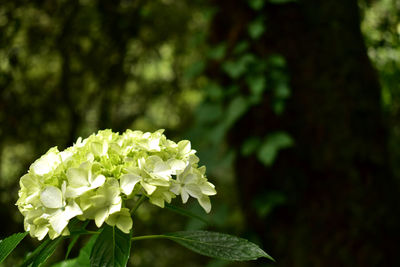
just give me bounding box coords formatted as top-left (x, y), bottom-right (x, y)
top-left (131, 234), bottom-right (168, 242)
top-left (130, 194), bottom-right (147, 215)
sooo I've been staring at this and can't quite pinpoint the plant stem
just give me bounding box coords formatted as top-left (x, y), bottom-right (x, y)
top-left (131, 234), bottom-right (168, 242)
top-left (130, 194), bottom-right (147, 215)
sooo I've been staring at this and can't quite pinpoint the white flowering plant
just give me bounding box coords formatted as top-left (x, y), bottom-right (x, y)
top-left (0, 130), bottom-right (274, 266)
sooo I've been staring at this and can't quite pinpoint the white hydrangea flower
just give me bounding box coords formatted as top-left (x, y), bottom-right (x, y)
top-left (41, 182), bottom-right (82, 235)
top-left (78, 178), bottom-right (122, 228)
top-left (105, 208), bottom-right (133, 234)
top-left (65, 161), bottom-right (106, 198)
top-left (17, 129), bottom-right (216, 240)
top-left (30, 147), bottom-right (61, 176)
top-left (170, 165), bottom-right (216, 213)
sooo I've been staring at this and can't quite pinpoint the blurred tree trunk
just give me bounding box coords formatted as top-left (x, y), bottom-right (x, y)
top-left (210, 0), bottom-right (400, 266)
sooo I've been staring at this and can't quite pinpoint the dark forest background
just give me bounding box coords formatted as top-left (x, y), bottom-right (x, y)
top-left (1, 0), bottom-right (400, 266)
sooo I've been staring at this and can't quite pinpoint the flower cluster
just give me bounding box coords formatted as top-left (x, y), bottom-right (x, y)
top-left (16, 130), bottom-right (216, 240)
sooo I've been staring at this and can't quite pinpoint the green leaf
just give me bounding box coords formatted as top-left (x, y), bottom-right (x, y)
top-left (248, 19), bottom-right (265, 39)
top-left (233, 41), bottom-right (249, 55)
top-left (165, 203), bottom-right (209, 224)
top-left (203, 82), bottom-right (224, 101)
top-left (65, 220), bottom-right (90, 260)
top-left (273, 100), bottom-right (286, 115)
top-left (75, 235), bottom-right (98, 266)
top-left (258, 132), bottom-right (294, 166)
top-left (65, 235), bottom-right (79, 260)
top-left (208, 44), bottom-right (226, 60)
top-left (90, 225), bottom-right (132, 267)
top-left (248, 0), bottom-right (266, 10)
top-left (165, 231), bottom-right (274, 261)
top-left (222, 61), bottom-right (245, 79)
top-left (196, 103), bottom-right (223, 124)
top-left (184, 61), bottom-right (205, 79)
top-left (32, 237), bottom-right (64, 267)
top-left (275, 83), bottom-right (291, 99)
top-left (222, 54), bottom-right (255, 79)
top-left (241, 137), bottom-right (262, 156)
top-left (246, 75), bottom-right (267, 97)
top-left (268, 54), bottom-right (286, 68)
top-left (0, 232), bottom-right (28, 263)
top-left (52, 235), bottom-right (98, 267)
top-left (252, 191), bottom-right (287, 217)
top-left (21, 238), bottom-right (50, 267)
top-left (225, 96), bottom-right (249, 128)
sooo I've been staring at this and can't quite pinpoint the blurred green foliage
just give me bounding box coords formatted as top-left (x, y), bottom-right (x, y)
top-left (0, 0), bottom-right (215, 266)
top-left (361, 0), bottom-right (400, 177)
top-left (0, 0), bottom-right (399, 266)
top-left (0, 0), bottom-right (251, 266)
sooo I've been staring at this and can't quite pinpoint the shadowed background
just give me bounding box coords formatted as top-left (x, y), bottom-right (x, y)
top-left (1, 0), bottom-right (400, 266)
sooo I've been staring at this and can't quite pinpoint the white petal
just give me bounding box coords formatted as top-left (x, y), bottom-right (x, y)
top-left (120, 174), bottom-right (141, 195)
top-left (63, 200), bottom-right (83, 220)
top-left (31, 151), bottom-right (60, 176)
top-left (95, 208), bottom-right (108, 227)
top-left (61, 227), bottom-right (70, 237)
top-left (20, 174), bottom-right (39, 190)
top-left (138, 158), bottom-right (145, 169)
top-left (184, 174), bottom-right (197, 184)
top-left (149, 195), bottom-right (165, 208)
top-left (181, 190), bottom-right (189, 203)
top-left (91, 141), bottom-right (108, 156)
top-left (200, 182), bottom-right (217, 196)
top-left (91, 174), bottom-right (106, 189)
top-left (147, 178), bottom-right (170, 187)
top-left (86, 153), bottom-right (95, 162)
top-left (145, 156), bottom-right (162, 168)
top-left (108, 201), bottom-right (122, 215)
top-left (65, 186), bottom-right (90, 198)
top-left (177, 165), bottom-right (191, 182)
top-left (153, 161), bottom-right (171, 178)
top-left (49, 211), bottom-right (69, 234)
top-left (33, 225), bottom-right (49, 241)
top-left (91, 142), bottom-right (104, 156)
top-left (184, 184), bottom-right (202, 199)
top-left (148, 138), bottom-right (160, 151)
top-left (90, 195), bottom-right (106, 207)
top-left (48, 228), bottom-right (61, 240)
top-left (198, 195), bottom-right (211, 213)
top-left (162, 191), bottom-right (174, 203)
top-left (25, 191), bottom-right (40, 205)
top-left (189, 154), bottom-right (199, 164)
top-left (105, 208), bottom-right (133, 234)
top-left (60, 150), bottom-right (73, 161)
top-left (177, 140), bottom-right (191, 155)
top-left (167, 159), bottom-right (186, 174)
top-left (116, 215), bottom-right (133, 234)
top-left (141, 182), bottom-right (157, 195)
top-left (169, 183), bottom-right (181, 195)
top-left (40, 186), bottom-right (63, 209)
top-left (67, 168), bottom-right (89, 187)
top-left (102, 141), bottom-right (109, 155)
top-left (61, 181), bottom-right (67, 195)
